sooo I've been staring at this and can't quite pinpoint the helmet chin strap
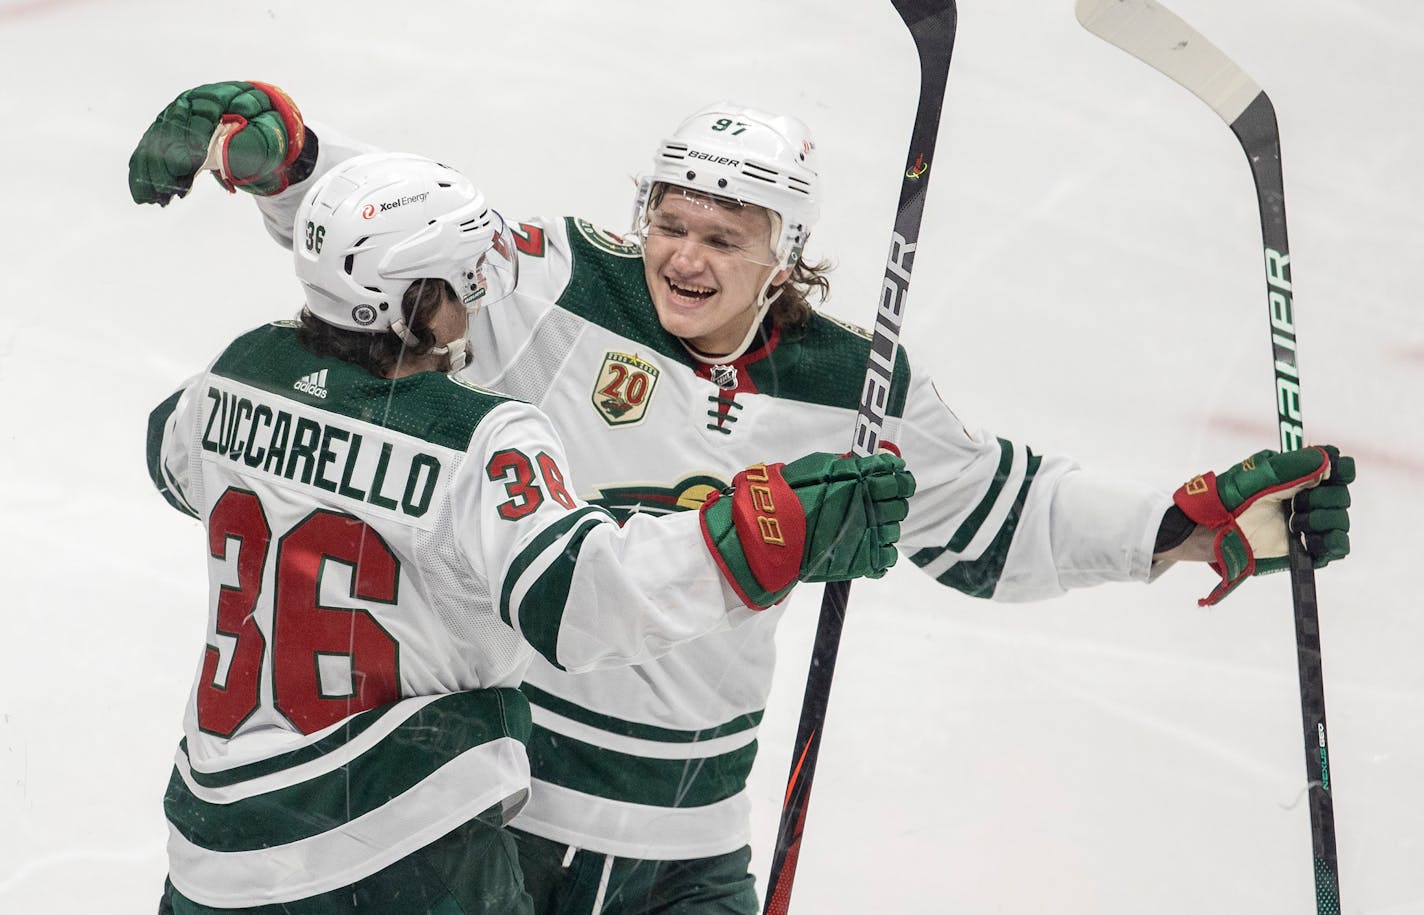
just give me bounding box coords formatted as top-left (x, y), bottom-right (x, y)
top-left (442, 338), bottom-right (472, 374)
top-left (681, 274), bottom-right (783, 364)
top-left (391, 319), bottom-right (472, 374)
top-left (681, 216), bottom-right (795, 365)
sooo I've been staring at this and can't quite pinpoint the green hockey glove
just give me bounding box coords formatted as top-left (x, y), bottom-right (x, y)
top-left (1174, 445), bottom-right (1354, 606)
top-left (129, 80), bottom-right (305, 206)
top-left (699, 452), bottom-right (916, 610)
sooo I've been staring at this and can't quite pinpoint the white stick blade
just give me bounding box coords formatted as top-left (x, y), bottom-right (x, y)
top-left (1075, 0), bottom-right (1262, 124)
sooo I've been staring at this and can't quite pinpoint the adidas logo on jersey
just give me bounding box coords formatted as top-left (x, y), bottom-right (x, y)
top-left (293, 369), bottom-right (329, 399)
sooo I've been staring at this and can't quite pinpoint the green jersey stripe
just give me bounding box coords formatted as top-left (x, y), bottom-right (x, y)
top-left (523, 684), bottom-right (763, 744)
top-left (178, 696), bottom-right (409, 790)
top-left (908, 437), bottom-right (1017, 569)
top-left (526, 722), bottom-right (757, 809)
top-left (908, 437), bottom-right (1015, 569)
top-left (166, 689), bottom-right (530, 852)
top-left (498, 505), bottom-right (610, 630)
top-left (512, 513), bottom-right (610, 666)
top-left (947, 437), bottom-right (1014, 552)
top-left (932, 451), bottom-right (1045, 598)
top-left (147, 389), bottom-right (198, 519)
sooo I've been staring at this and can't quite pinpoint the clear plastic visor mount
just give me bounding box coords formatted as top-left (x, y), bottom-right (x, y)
top-left (392, 212), bottom-right (521, 374)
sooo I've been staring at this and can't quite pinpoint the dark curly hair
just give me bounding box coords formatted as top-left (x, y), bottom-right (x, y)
top-left (297, 279), bottom-right (453, 377)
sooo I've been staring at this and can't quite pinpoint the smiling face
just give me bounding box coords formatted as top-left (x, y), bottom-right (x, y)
top-left (641, 188), bottom-right (793, 357)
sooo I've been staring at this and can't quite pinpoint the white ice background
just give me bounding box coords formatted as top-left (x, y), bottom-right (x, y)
top-left (1, 0), bottom-right (1420, 911)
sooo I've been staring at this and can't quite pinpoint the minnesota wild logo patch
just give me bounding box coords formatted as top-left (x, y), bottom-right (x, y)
top-left (588, 473), bottom-right (728, 523)
top-left (593, 351), bottom-right (660, 426)
top-left (576, 219), bottom-right (641, 258)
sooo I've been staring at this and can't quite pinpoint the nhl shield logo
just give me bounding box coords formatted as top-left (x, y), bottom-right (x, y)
top-left (709, 364), bottom-right (738, 390)
top-left (593, 352), bottom-right (661, 426)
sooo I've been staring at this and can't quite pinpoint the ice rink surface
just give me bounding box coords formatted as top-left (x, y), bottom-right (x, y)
top-left (2, 0), bottom-right (1420, 911)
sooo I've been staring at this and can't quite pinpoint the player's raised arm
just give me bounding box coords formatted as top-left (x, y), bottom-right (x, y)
top-left (128, 81), bottom-right (311, 206)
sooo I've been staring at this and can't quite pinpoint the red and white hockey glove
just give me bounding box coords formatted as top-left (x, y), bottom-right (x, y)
top-left (699, 452), bottom-right (915, 610)
top-left (1173, 445), bottom-right (1354, 606)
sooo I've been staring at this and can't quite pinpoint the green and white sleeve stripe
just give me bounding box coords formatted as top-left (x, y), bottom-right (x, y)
top-left (499, 505), bottom-right (615, 669)
top-left (910, 437), bottom-right (1044, 598)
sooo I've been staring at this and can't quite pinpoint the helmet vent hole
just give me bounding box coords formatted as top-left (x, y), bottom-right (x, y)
top-left (343, 254), bottom-right (355, 275)
top-left (353, 236), bottom-right (369, 248)
top-left (437, 181), bottom-right (452, 188)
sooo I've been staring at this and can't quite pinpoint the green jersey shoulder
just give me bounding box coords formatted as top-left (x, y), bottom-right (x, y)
top-left (213, 322), bottom-right (516, 451)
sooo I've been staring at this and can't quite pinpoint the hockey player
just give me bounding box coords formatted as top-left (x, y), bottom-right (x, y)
top-left (130, 83), bottom-right (1355, 914)
top-left (141, 146), bottom-right (914, 913)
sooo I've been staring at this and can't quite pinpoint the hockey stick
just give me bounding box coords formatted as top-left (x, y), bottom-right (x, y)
top-left (762, 2), bottom-right (956, 912)
top-left (1074, 2), bottom-right (1341, 911)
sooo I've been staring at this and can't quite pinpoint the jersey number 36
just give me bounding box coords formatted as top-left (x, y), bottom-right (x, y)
top-left (198, 487), bottom-right (400, 737)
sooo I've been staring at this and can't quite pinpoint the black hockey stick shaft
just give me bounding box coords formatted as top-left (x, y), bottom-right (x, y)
top-left (1234, 90), bottom-right (1342, 914)
top-left (1075, 2), bottom-right (1340, 910)
top-left (763, 3), bottom-right (956, 913)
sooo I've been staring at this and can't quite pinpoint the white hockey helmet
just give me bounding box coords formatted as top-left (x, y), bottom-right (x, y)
top-left (293, 152), bottom-right (518, 341)
top-left (634, 102), bottom-right (820, 270)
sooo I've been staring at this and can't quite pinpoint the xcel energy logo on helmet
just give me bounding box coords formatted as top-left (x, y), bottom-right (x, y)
top-left (361, 192), bottom-right (432, 220)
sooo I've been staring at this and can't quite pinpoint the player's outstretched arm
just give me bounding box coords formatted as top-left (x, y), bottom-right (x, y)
top-left (129, 81), bottom-right (310, 206)
top-left (700, 452), bottom-right (916, 610)
top-left (1155, 445), bottom-right (1355, 605)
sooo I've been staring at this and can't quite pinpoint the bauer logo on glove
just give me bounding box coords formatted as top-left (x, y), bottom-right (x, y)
top-left (1174, 445), bottom-right (1355, 605)
top-left (700, 452), bottom-right (915, 610)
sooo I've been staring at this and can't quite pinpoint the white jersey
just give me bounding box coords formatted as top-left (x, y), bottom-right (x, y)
top-left (147, 321), bottom-right (755, 905)
top-left (256, 128), bottom-right (1171, 860)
